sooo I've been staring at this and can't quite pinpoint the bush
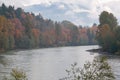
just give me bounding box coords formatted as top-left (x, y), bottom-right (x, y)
top-left (60, 56), bottom-right (115, 80)
top-left (3, 68), bottom-right (27, 80)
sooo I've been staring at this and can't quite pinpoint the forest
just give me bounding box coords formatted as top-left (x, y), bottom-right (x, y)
top-left (0, 3), bottom-right (97, 51)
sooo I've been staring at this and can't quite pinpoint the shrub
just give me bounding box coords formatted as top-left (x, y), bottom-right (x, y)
top-left (60, 56), bottom-right (115, 80)
top-left (3, 68), bottom-right (27, 80)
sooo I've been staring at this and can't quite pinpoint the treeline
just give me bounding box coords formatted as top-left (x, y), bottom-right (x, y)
top-left (0, 3), bottom-right (97, 51)
top-left (96, 11), bottom-right (120, 53)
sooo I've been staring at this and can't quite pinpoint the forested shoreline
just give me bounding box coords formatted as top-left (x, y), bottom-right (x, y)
top-left (0, 3), bottom-right (97, 52)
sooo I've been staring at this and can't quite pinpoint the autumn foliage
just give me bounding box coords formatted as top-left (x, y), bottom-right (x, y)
top-left (0, 4), bottom-right (97, 51)
top-left (96, 11), bottom-right (120, 53)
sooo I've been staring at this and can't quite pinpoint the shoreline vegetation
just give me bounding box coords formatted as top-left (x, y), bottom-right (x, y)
top-left (85, 11), bottom-right (120, 55)
top-left (0, 3), bottom-right (97, 53)
top-left (0, 5), bottom-right (119, 56)
top-left (0, 44), bottom-right (97, 54)
top-left (61, 56), bottom-right (115, 80)
top-left (96, 11), bottom-right (120, 54)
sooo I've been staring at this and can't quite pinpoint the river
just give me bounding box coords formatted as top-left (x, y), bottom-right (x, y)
top-left (0, 45), bottom-right (120, 80)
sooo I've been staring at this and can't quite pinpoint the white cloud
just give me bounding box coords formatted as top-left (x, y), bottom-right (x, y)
top-left (100, 0), bottom-right (119, 3)
top-left (65, 11), bottom-right (74, 16)
top-left (58, 4), bottom-right (65, 9)
top-left (73, 8), bottom-right (89, 13)
top-left (0, 0), bottom-right (120, 25)
top-left (0, 0), bottom-right (23, 7)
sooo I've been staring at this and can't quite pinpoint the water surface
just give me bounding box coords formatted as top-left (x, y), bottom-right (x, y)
top-left (0, 45), bottom-right (119, 80)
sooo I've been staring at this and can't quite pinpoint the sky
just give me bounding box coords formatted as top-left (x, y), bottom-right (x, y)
top-left (0, 0), bottom-right (120, 26)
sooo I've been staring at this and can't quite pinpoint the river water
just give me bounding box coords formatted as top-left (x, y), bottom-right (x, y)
top-left (0, 45), bottom-right (120, 80)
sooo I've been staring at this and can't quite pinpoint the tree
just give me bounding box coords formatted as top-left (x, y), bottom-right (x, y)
top-left (1, 3), bottom-right (7, 15)
top-left (114, 26), bottom-right (120, 52)
top-left (61, 56), bottom-right (115, 80)
top-left (99, 11), bottom-right (118, 30)
top-left (87, 29), bottom-right (93, 45)
top-left (15, 8), bottom-right (24, 20)
top-left (0, 16), bottom-right (15, 50)
top-left (22, 14), bottom-right (35, 48)
top-left (55, 22), bottom-right (62, 44)
top-left (32, 28), bottom-right (40, 47)
top-left (96, 24), bottom-right (117, 52)
top-left (96, 11), bottom-right (118, 53)
top-left (70, 26), bottom-right (79, 45)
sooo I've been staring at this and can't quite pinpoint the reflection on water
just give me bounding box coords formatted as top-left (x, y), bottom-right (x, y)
top-left (0, 56), bottom-right (8, 66)
top-left (0, 45), bottom-right (119, 80)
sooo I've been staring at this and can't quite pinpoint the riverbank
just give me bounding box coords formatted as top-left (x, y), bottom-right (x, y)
top-left (87, 48), bottom-right (120, 55)
top-left (0, 44), bottom-right (97, 54)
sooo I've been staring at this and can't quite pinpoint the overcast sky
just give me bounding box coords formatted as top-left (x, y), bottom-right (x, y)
top-left (0, 0), bottom-right (120, 26)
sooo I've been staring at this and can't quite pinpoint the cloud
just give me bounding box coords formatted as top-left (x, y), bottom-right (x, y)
top-left (101, 0), bottom-right (120, 24)
top-left (0, 0), bottom-right (24, 7)
top-left (0, 0), bottom-right (120, 26)
top-left (58, 4), bottom-right (65, 9)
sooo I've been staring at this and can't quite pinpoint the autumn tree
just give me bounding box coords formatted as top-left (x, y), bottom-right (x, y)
top-left (97, 11), bottom-right (118, 53)
top-left (96, 24), bottom-right (117, 52)
top-left (70, 26), bottom-right (79, 45)
top-left (99, 11), bottom-right (118, 30)
top-left (55, 22), bottom-right (62, 44)
top-left (22, 14), bottom-right (35, 48)
top-left (0, 16), bottom-right (15, 50)
top-left (87, 29), bottom-right (94, 45)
